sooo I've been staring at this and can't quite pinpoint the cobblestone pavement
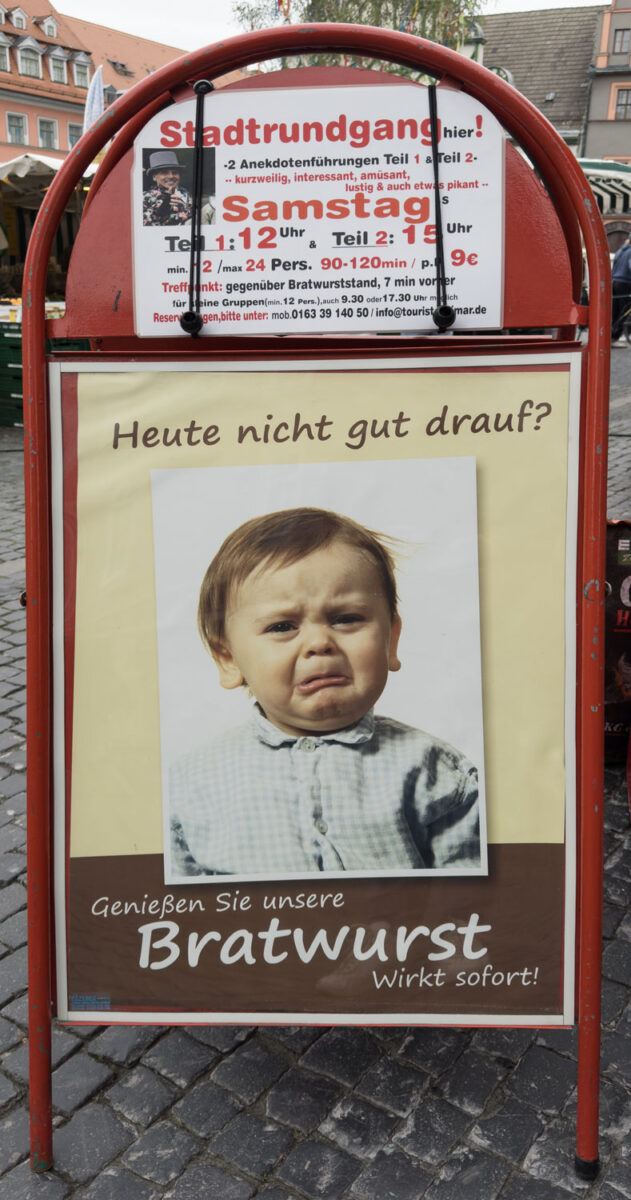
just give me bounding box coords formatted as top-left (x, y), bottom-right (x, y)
top-left (0, 382), bottom-right (630, 1199)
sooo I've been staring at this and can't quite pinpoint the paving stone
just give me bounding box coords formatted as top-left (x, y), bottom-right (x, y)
top-left (263, 1026), bottom-right (323, 1053)
top-left (599, 1159), bottom-right (631, 1199)
top-left (523, 1117), bottom-right (607, 1195)
top-left (172, 1078), bottom-right (241, 1137)
top-left (1, 783), bottom-right (25, 808)
top-left (434, 1048), bottom-right (507, 1115)
top-left (0, 851), bottom-right (26, 884)
top-left (107, 1065), bottom-right (177, 1125)
top-left (53, 1103), bottom-right (135, 1184)
top-left (355, 1054), bottom-right (427, 1116)
top-left (603, 937), bottom-right (631, 987)
top-left (504, 1045), bottom-right (578, 1113)
top-left (1, 993), bottom-right (28, 1028)
top-left (0, 824), bottom-right (25, 852)
top-left (141, 1029), bottom-right (217, 1087)
top-left (164, 1160), bottom-right (255, 1199)
top-left (254, 1188), bottom-right (300, 1200)
top-left (536, 1026), bottom-right (578, 1059)
top-left (210, 1112), bottom-right (293, 1176)
top-left (300, 1028), bottom-right (380, 1086)
top-left (396, 1028), bottom-right (469, 1075)
top-left (0, 1074), bottom-right (18, 1118)
top-left (0, 787), bottom-right (25, 816)
top-left (75, 1165), bottom-right (162, 1199)
top-left (603, 977), bottom-right (630, 1028)
top-left (0, 732), bottom-right (22, 754)
top-left (181, 1025), bottom-right (250, 1052)
top-left (61, 1025), bottom-right (102, 1040)
top-left (0, 1013), bottom-right (21, 1052)
top-left (563, 1073), bottom-right (631, 1143)
top-left (469, 1096), bottom-right (545, 1162)
top-left (51, 1054), bottom-right (112, 1116)
top-left (266, 1067), bottom-right (342, 1134)
top-left (488, 1172), bottom-right (573, 1200)
top-left (0, 908), bottom-right (27, 948)
top-left (599, 1184), bottom-right (631, 1200)
top-left (607, 843), bottom-right (631, 882)
top-left (424, 1146), bottom-right (509, 1200)
top-left (120, 1120), bottom-right (198, 1184)
top-left (603, 874), bottom-right (631, 909)
top-left (0, 1159), bottom-right (69, 1199)
top-left (0, 942), bottom-right (27, 1006)
top-left (276, 1140), bottom-right (361, 1199)
top-left (319, 1095), bottom-right (399, 1160)
top-left (603, 902), bottom-right (624, 940)
top-left (393, 1096), bottom-right (469, 1165)
top-left (211, 1038), bottom-right (288, 1102)
top-left (349, 1148), bottom-right (431, 1199)
top-left (88, 1025), bottom-right (163, 1065)
top-left (3, 1028), bottom-right (82, 1084)
top-left (600, 1028), bottom-right (631, 1087)
top-left (0, 1104), bottom-right (29, 1173)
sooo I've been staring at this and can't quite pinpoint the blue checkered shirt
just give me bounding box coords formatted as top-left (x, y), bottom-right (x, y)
top-left (169, 707), bottom-right (480, 876)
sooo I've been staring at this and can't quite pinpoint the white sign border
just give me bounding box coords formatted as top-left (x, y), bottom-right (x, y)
top-left (49, 351), bottom-right (580, 1027)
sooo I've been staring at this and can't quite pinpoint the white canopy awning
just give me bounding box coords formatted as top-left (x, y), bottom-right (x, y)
top-left (0, 153), bottom-right (96, 211)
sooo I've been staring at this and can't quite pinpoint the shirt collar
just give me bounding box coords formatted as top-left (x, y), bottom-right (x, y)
top-left (251, 704), bottom-right (376, 748)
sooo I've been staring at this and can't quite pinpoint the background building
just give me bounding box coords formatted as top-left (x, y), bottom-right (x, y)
top-left (0, 1), bottom-right (186, 166)
top-left (481, 3), bottom-right (631, 247)
top-left (583, 0), bottom-right (631, 164)
top-left (480, 4), bottom-right (606, 154)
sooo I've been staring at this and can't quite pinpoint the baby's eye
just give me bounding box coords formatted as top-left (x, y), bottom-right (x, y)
top-left (265, 620), bottom-right (296, 634)
top-left (332, 613), bottom-right (364, 626)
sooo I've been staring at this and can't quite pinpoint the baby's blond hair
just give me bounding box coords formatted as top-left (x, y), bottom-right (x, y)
top-left (198, 507), bottom-right (399, 654)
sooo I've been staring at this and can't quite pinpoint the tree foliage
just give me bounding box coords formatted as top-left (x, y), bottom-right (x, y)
top-left (232, 0), bottom-right (483, 59)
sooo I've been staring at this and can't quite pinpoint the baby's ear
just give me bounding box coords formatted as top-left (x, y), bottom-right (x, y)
top-left (389, 615), bottom-right (402, 673)
top-left (211, 643), bottom-right (244, 690)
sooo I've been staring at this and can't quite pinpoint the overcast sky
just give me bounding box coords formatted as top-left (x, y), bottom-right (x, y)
top-left (57, 0), bottom-right (605, 54)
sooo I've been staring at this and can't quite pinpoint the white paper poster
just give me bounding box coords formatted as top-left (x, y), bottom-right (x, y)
top-left (132, 83), bottom-right (505, 336)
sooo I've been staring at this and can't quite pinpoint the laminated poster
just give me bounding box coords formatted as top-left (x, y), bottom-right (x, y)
top-left (131, 82), bottom-right (504, 336)
top-left (50, 353), bottom-right (580, 1024)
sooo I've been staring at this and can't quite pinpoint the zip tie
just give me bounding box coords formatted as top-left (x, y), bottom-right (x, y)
top-left (180, 79), bottom-right (214, 337)
top-left (428, 85), bottom-right (455, 333)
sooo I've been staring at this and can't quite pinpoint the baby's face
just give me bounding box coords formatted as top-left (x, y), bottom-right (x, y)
top-left (214, 542), bottom-right (401, 736)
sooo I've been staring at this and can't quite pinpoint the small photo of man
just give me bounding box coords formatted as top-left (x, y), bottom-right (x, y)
top-left (142, 148), bottom-right (216, 227)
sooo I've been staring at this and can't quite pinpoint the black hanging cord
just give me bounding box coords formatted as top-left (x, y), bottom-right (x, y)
top-left (180, 80), bottom-right (214, 337)
top-left (428, 85), bottom-right (455, 333)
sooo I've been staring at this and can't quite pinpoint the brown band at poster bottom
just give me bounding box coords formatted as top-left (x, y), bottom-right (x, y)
top-left (66, 845), bottom-right (567, 1018)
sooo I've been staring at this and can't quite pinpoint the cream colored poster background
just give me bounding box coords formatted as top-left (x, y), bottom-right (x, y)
top-left (65, 359), bottom-right (577, 856)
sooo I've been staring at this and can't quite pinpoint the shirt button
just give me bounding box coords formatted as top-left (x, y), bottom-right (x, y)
top-left (300, 738), bottom-right (316, 752)
top-left (316, 819), bottom-right (328, 834)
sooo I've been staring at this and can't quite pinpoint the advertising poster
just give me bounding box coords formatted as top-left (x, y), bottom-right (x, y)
top-left (131, 83), bottom-right (504, 336)
top-left (51, 353), bottom-right (580, 1025)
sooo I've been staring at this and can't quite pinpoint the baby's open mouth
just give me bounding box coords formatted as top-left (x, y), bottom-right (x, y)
top-left (296, 674), bottom-right (349, 695)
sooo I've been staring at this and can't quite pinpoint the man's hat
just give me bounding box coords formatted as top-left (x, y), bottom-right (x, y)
top-left (145, 150), bottom-right (182, 178)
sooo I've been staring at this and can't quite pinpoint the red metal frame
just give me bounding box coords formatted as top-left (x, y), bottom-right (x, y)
top-left (23, 24), bottom-right (610, 1173)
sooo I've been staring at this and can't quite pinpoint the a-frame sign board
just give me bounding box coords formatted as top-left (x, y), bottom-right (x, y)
top-left (22, 24), bottom-right (610, 1177)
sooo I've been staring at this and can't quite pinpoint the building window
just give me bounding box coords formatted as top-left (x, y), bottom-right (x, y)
top-left (49, 55), bottom-right (66, 83)
top-left (73, 60), bottom-right (90, 88)
top-left (6, 112), bottom-right (27, 144)
top-left (12, 11), bottom-right (26, 29)
top-left (68, 122), bottom-right (82, 148)
top-left (38, 117), bottom-right (58, 149)
top-left (18, 47), bottom-right (42, 77)
top-left (615, 88), bottom-right (631, 120)
top-left (614, 29), bottom-right (630, 54)
top-left (43, 18), bottom-right (57, 37)
top-left (0, 44), bottom-right (8, 71)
